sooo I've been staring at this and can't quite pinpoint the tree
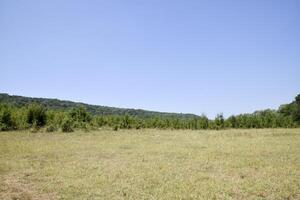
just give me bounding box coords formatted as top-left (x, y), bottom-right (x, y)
top-left (198, 115), bottom-right (209, 129)
top-left (293, 94), bottom-right (300, 124)
top-left (227, 115), bottom-right (237, 128)
top-left (215, 113), bottom-right (225, 129)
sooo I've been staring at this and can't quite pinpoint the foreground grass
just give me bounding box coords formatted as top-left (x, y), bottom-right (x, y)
top-left (0, 129), bottom-right (300, 200)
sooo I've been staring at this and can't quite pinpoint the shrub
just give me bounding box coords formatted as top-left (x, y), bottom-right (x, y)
top-left (69, 107), bottom-right (91, 125)
top-left (120, 115), bottom-right (132, 129)
top-left (0, 107), bottom-right (15, 131)
top-left (81, 123), bottom-right (90, 132)
top-left (135, 120), bottom-right (144, 130)
top-left (93, 116), bottom-right (106, 127)
top-left (61, 118), bottom-right (73, 132)
top-left (27, 103), bottom-right (47, 127)
top-left (136, 124), bottom-right (141, 130)
top-left (113, 125), bottom-right (119, 131)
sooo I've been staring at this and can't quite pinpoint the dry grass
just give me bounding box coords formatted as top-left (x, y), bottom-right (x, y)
top-left (1, 129), bottom-right (300, 199)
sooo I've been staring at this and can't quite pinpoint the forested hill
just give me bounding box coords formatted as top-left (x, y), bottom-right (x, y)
top-left (0, 93), bottom-right (198, 119)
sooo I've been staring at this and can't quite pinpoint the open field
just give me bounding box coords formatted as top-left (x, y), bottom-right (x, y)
top-left (1, 129), bottom-right (300, 200)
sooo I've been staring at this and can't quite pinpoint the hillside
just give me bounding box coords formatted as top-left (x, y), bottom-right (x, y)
top-left (0, 93), bottom-right (198, 119)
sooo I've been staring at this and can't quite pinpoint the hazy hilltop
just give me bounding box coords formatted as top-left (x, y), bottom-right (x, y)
top-left (0, 93), bottom-right (198, 119)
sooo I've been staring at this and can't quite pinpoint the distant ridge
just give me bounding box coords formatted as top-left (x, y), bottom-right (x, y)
top-left (0, 93), bottom-right (199, 119)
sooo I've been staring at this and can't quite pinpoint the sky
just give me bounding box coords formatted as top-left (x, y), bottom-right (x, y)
top-left (1, 0), bottom-right (299, 118)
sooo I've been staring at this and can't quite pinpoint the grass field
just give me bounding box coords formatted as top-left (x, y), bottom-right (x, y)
top-left (1, 129), bottom-right (300, 200)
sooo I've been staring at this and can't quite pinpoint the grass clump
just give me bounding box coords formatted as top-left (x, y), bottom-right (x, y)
top-left (45, 124), bottom-right (58, 132)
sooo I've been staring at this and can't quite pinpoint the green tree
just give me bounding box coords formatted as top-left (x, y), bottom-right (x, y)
top-left (214, 113), bottom-right (225, 129)
top-left (293, 94), bottom-right (300, 124)
top-left (198, 115), bottom-right (209, 129)
top-left (227, 115), bottom-right (237, 128)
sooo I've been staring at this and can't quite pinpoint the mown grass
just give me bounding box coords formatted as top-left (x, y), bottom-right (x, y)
top-left (0, 129), bottom-right (300, 199)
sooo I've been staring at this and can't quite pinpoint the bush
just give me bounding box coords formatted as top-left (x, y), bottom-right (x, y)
top-left (136, 124), bottom-right (141, 130)
top-left (93, 116), bottom-right (106, 127)
top-left (0, 107), bottom-right (15, 131)
top-left (113, 125), bottom-right (119, 131)
top-left (27, 103), bottom-right (47, 127)
top-left (81, 123), bottom-right (90, 132)
top-left (120, 115), bottom-right (132, 129)
top-left (61, 118), bottom-right (73, 132)
top-left (69, 107), bottom-right (91, 125)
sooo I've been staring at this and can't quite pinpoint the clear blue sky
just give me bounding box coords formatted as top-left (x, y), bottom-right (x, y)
top-left (1, 0), bottom-right (299, 118)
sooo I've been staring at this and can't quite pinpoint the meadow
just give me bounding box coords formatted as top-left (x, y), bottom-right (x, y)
top-left (1, 129), bottom-right (300, 200)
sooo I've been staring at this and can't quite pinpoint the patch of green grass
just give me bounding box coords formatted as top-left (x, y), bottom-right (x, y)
top-left (1, 129), bottom-right (300, 199)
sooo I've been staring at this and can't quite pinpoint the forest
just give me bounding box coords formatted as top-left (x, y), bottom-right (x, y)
top-left (0, 93), bottom-right (299, 132)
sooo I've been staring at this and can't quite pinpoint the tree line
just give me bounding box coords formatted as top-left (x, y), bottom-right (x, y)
top-left (0, 94), bottom-right (299, 132)
top-left (0, 93), bottom-right (197, 119)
